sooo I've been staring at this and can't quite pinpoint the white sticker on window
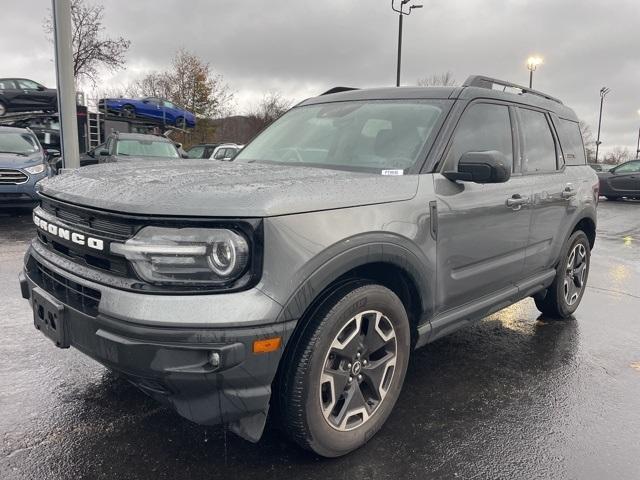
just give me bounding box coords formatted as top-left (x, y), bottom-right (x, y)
top-left (382, 169), bottom-right (404, 176)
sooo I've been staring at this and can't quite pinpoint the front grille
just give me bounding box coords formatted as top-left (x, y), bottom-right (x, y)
top-left (0, 168), bottom-right (28, 185)
top-left (41, 199), bottom-right (136, 240)
top-left (29, 258), bottom-right (101, 317)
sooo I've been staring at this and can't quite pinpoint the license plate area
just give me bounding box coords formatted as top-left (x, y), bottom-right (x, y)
top-left (32, 287), bottom-right (69, 348)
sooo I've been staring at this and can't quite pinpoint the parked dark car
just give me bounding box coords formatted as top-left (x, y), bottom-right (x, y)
top-left (186, 143), bottom-right (220, 158)
top-left (0, 79), bottom-right (57, 117)
top-left (0, 126), bottom-right (56, 207)
top-left (98, 97), bottom-right (196, 128)
top-left (89, 132), bottom-right (184, 164)
top-left (598, 159), bottom-right (640, 200)
top-left (20, 76), bottom-right (598, 457)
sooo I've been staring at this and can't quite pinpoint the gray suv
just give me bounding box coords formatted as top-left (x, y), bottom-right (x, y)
top-left (19, 76), bottom-right (598, 457)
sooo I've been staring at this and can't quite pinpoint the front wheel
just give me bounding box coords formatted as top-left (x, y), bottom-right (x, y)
top-left (534, 230), bottom-right (591, 318)
top-left (280, 283), bottom-right (411, 457)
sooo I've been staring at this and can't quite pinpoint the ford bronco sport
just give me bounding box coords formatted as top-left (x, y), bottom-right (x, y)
top-left (19, 76), bottom-right (598, 457)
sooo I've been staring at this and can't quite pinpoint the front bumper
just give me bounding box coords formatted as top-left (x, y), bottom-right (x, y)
top-left (20, 245), bottom-right (293, 441)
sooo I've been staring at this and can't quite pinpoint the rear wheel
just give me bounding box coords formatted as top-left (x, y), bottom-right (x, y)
top-left (280, 283), bottom-right (411, 457)
top-left (0, 101), bottom-right (6, 117)
top-left (534, 230), bottom-right (590, 318)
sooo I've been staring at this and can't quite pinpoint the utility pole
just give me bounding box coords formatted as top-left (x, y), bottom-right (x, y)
top-left (52, 0), bottom-right (80, 169)
top-left (595, 87), bottom-right (610, 163)
top-left (392, 0), bottom-right (423, 87)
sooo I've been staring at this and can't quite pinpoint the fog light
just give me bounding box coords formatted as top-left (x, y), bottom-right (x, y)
top-left (209, 351), bottom-right (220, 368)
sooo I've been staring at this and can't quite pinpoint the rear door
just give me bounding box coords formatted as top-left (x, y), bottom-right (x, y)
top-left (0, 79), bottom-right (20, 110)
top-left (517, 107), bottom-right (573, 276)
top-left (434, 101), bottom-right (531, 313)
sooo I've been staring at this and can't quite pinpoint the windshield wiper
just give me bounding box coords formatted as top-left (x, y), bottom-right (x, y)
top-left (0, 151), bottom-right (28, 156)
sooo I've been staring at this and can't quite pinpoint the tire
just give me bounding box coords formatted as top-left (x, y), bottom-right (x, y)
top-left (0, 101), bottom-right (6, 117)
top-left (534, 230), bottom-right (591, 318)
top-left (174, 117), bottom-right (185, 128)
top-left (605, 196), bottom-right (620, 201)
top-left (280, 283), bottom-right (411, 457)
top-left (121, 105), bottom-right (136, 119)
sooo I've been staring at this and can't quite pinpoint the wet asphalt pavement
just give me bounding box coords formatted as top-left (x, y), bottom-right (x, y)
top-left (1, 200), bottom-right (639, 480)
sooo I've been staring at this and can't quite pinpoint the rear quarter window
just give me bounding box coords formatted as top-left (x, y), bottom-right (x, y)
top-left (557, 119), bottom-right (586, 165)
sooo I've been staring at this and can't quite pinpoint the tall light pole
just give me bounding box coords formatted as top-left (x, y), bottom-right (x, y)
top-left (526, 56), bottom-right (543, 89)
top-left (392, 0), bottom-right (423, 87)
top-left (595, 87), bottom-right (610, 163)
top-left (52, 0), bottom-right (80, 169)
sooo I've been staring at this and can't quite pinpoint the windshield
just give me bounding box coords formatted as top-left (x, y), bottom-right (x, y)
top-left (0, 132), bottom-right (40, 156)
top-left (235, 100), bottom-right (446, 173)
top-left (116, 139), bottom-right (179, 158)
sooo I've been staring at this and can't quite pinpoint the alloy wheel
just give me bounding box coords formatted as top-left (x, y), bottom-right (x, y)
top-left (319, 310), bottom-right (397, 431)
top-left (564, 243), bottom-right (587, 306)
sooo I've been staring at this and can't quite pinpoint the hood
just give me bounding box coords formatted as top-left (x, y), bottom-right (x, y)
top-left (39, 160), bottom-right (419, 217)
top-left (0, 152), bottom-right (43, 169)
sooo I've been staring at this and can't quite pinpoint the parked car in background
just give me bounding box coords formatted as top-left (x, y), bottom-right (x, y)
top-left (0, 126), bottom-right (56, 207)
top-left (211, 143), bottom-right (244, 161)
top-left (98, 97), bottom-right (196, 128)
top-left (598, 159), bottom-right (640, 200)
top-left (92, 132), bottom-right (184, 164)
top-left (186, 143), bottom-right (220, 159)
top-left (0, 79), bottom-right (58, 117)
top-left (588, 163), bottom-right (615, 172)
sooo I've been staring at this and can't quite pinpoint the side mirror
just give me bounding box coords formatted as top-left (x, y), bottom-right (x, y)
top-left (99, 149), bottom-right (110, 157)
top-left (443, 151), bottom-right (511, 184)
top-left (37, 85), bottom-right (46, 91)
top-left (181, 153), bottom-right (189, 159)
top-left (45, 148), bottom-right (60, 158)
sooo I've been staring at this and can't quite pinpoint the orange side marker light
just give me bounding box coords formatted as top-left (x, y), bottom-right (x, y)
top-left (253, 337), bottom-right (282, 354)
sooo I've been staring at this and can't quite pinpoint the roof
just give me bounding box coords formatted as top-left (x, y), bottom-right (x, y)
top-left (0, 125), bottom-right (34, 134)
top-left (300, 75), bottom-right (578, 121)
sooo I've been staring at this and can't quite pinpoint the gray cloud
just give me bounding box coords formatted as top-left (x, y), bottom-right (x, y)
top-left (1, 0), bottom-right (639, 153)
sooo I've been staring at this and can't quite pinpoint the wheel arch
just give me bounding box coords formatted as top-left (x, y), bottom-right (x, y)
top-left (571, 215), bottom-right (596, 249)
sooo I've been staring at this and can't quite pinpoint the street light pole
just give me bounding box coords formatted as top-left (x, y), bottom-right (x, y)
top-left (595, 87), bottom-right (610, 163)
top-left (526, 56), bottom-right (543, 89)
top-left (392, 0), bottom-right (422, 87)
top-left (52, 0), bottom-right (80, 169)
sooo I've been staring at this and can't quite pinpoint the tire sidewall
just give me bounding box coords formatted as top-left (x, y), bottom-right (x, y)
top-left (0, 102), bottom-right (6, 116)
top-left (553, 231), bottom-right (591, 317)
top-left (301, 285), bottom-right (410, 457)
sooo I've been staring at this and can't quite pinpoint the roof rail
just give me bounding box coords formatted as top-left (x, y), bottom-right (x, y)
top-left (463, 75), bottom-right (563, 105)
top-left (320, 86), bottom-right (360, 96)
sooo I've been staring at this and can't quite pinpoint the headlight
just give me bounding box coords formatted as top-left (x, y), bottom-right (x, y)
top-left (110, 227), bottom-right (250, 286)
top-left (24, 163), bottom-right (46, 175)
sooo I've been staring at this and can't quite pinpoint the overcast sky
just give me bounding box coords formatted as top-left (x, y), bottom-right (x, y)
top-left (3, 0), bottom-right (639, 154)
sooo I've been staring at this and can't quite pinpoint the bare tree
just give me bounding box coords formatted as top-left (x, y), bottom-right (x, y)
top-left (602, 147), bottom-right (632, 165)
top-left (579, 121), bottom-right (596, 162)
top-left (248, 91), bottom-right (291, 129)
top-left (44, 0), bottom-right (130, 85)
top-left (417, 71), bottom-right (457, 87)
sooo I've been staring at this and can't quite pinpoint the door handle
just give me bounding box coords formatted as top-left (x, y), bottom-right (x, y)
top-left (506, 194), bottom-right (528, 210)
top-left (561, 185), bottom-right (577, 199)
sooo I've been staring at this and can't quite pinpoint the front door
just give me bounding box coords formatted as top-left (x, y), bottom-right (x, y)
top-left (608, 160), bottom-right (640, 195)
top-left (434, 102), bottom-right (531, 313)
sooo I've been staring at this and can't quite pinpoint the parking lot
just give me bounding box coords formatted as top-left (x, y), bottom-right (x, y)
top-left (0, 199), bottom-right (637, 479)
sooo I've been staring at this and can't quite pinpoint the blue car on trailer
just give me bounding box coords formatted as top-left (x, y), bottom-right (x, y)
top-left (98, 97), bottom-right (196, 128)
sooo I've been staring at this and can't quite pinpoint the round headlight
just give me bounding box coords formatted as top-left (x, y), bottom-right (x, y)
top-left (209, 240), bottom-right (237, 276)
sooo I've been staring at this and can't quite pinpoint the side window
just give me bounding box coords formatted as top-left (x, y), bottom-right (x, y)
top-left (0, 80), bottom-right (16, 89)
top-left (613, 161), bottom-right (640, 174)
top-left (444, 103), bottom-right (513, 171)
top-left (557, 119), bottom-right (586, 166)
top-left (519, 108), bottom-right (558, 173)
top-left (17, 79), bottom-right (39, 90)
top-left (213, 148), bottom-right (226, 160)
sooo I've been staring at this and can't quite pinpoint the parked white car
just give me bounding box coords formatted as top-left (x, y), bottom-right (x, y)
top-left (210, 143), bottom-right (244, 161)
